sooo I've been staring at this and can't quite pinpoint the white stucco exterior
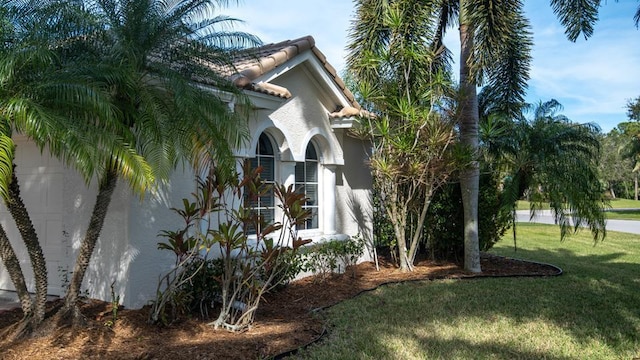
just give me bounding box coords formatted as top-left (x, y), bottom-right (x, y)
top-left (0, 43), bottom-right (373, 309)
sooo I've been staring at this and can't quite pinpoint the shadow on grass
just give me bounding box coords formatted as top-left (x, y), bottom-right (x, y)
top-left (294, 246), bottom-right (640, 359)
top-left (358, 330), bottom-right (575, 360)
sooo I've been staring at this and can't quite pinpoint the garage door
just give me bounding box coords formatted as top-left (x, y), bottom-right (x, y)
top-left (0, 136), bottom-right (66, 296)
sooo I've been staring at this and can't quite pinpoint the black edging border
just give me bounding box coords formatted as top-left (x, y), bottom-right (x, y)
top-left (270, 255), bottom-right (563, 359)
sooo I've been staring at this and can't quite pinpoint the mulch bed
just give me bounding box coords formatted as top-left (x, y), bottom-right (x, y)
top-left (0, 253), bottom-right (561, 360)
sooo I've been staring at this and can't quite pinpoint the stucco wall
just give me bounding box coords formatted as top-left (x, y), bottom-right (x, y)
top-left (249, 66), bottom-right (343, 165)
top-left (65, 164), bottom-right (203, 309)
top-left (0, 62), bottom-right (374, 310)
top-left (335, 132), bottom-right (374, 260)
top-left (124, 169), bottom-right (197, 308)
top-left (0, 136), bottom-right (192, 309)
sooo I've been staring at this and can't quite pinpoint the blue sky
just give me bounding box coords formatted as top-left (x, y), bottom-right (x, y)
top-left (226, 1), bottom-right (639, 133)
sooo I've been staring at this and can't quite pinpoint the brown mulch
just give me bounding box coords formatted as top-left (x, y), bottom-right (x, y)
top-left (0, 253), bottom-right (561, 360)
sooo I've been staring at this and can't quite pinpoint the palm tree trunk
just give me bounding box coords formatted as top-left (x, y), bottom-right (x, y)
top-left (63, 168), bottom-right (118, 316)
top-left (459, 2), bottom-right (481, 273)
top-left (5, 170), bottom-right (48, 323)
top-left (0, 225), bottom-right (33, 317)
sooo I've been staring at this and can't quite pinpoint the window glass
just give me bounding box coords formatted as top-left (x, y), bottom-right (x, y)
top-left (295, 142), bottom-right (319, 230)
top-left (246, 133), bottom-right (276, 234)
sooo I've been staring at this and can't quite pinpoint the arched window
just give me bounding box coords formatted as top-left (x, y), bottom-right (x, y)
top-left (295, 143), bottom-right (319, 230)
top-left (247, 133), bottom-right (276, 231)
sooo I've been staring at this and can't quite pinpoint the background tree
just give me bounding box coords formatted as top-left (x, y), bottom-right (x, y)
top-left (618, 96), bottom-right (640, 200)
top-left (599, 129), bottom-right (636, 199)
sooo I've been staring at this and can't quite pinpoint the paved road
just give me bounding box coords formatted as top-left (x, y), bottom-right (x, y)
top-left (516, 210), bottom-right (640, 235)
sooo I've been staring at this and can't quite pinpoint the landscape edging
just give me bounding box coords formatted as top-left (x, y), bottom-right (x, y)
top-left (271, 255), bottom-right (563, 359)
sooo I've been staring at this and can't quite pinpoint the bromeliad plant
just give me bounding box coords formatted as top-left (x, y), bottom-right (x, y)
top-left (151, 162), bottom-right (311, 332)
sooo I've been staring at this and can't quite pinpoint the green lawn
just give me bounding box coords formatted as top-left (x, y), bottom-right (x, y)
top-left (607, 198), bottom-right (640, 209)
top-left (517, 198), bottom-right (640, 211)
top-left (516, 199), bottom-right (640, 220)
top-left (294, 224), bottom-right (640, 359)
top-left (606, 210), bottom-right (640, 221)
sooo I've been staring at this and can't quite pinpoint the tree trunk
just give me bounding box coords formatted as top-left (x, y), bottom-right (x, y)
top-left (635, 172), bottom-right (638, 201)
top-left (63, 168), bottom-right (118, 317)
top-left (407, 194), bottom-right (431, 265)
top-left (459, 2), bottom-right (481, 273)
top-left (5, 170), bottom-right (48, 323)
top-left (0, 224), bottom-right (33, 317)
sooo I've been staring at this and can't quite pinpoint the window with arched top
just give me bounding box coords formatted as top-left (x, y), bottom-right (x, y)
top-left (246, 133), bottom-right (276, 232)
top-left (295, 142), bottom-right (319, 230)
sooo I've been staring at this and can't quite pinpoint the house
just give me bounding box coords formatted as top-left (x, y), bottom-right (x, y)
top-left (0, 36), bottom-right (373, 309)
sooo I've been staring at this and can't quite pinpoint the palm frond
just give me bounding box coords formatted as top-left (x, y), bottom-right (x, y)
top-left (490, 99), bottom-right (607, 242)
top-left (550, 0), bottom-right (601, 41)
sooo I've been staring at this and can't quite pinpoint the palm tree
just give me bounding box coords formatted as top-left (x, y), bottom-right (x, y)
top-left (56, 0), bottom-right (260, 321)
top-left (349, 0), bottom-right (626, 272)
top-left (348, 0), bottom-right (533, 272)
top-left (482, 99), bottom-right (606, 242)
top-left (1, 0), bottom-right (259, 328)
top-left (0, 1), bottom-right (125, 329)
top-left (416, 0), bottom-right (627, 272)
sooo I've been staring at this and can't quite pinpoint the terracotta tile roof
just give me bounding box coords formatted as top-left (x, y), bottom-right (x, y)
top-left (225, 35), bottom-right (360, 111)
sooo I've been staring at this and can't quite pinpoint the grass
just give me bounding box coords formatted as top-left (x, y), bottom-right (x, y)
top-left (294, 224), bottom-right (640, 359)
top-left (607, 198), bottom-right (640, 209)
top-left (517, 198), bottom-right (640, 211)
top-left (605, 210), bottom-right (640, 221)
top-left (517, 199), bottom-right (640, 220)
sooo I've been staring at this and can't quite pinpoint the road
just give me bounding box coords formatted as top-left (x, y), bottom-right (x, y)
top-left (516, 210), bottom-right (640, 235)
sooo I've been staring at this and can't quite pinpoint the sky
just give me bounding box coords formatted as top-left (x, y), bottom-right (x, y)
top-left (225, 1), bottom-right (640, 133)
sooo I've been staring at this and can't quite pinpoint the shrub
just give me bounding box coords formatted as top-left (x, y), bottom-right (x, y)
top-left (179, 258), bottom-right (224, 319)
top-left (303, 235), bottom-right (365, 281)
top-left (423, 171), bottom-right (511, 262)
top-left (150, 162), bottom-right (311, 331)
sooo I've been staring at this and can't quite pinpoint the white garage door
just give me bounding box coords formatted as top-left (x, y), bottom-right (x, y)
top-left (0, 136), bottom-right (67, 296)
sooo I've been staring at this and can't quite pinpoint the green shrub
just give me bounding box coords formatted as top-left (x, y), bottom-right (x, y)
top-left (179, 258), bottom-right (224, 318)
top-left (423, 171), bottom-right (511, 262)
top-left (259, 243), bottom-right (306, 290)
top-left (303, 236), bottom-right (365, 281)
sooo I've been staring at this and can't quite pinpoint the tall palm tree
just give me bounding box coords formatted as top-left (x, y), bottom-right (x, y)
top-left (350, 0), bottom-right (625, 272)
top-left (349, 0), bottom-right (533, 272)
top-left (460, 0), bottom-right (640, 271)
